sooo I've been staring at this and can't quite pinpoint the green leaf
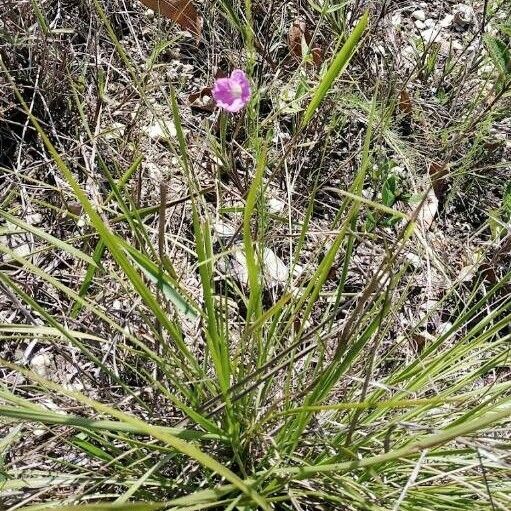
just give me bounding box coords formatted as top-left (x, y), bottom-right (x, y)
top-left (71, 239), bottom-right (106, 318)
top-left (71, 155), bottom-right (143, 318)
top-left (500, 23), bottom-right (511, 38)
top-left (18, 503), bottom-right (167, 511)
top-left (302, 11), bottom-right (369, 126)
top-left (504, 181), bottom-right (511, 217)
top-left (122, 241), bottom-right (199, 319)
top-left (484, 34), bottom-right (511, 76)
top-left (72, 435), bottom-right (114, 462)
top-left (382, 175), bottom-right (397, 207)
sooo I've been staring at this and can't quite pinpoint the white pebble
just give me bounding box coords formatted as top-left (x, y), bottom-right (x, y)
top-left (412, 10), bottom-right (426, 22)
top-left (440, 14), bottom-right (454, 28)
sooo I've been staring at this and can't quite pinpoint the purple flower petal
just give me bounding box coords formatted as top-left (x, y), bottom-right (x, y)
top-left (212, 69), bottom-right (251, 113)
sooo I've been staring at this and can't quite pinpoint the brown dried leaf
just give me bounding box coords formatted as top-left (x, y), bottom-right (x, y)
top-left (417, 162), bottom-right (448, 231)
top-left (214, 69), bottom-right (227, 79)
top-left (399, 89), bottom-right (413, 116)
top-left (288, 19), bottom-right (323, 67)
top-left (411, 332), bottom-right (431, 354)
top-left (138, 0), bottom-right (201, 38)
top-left (480, 262), bottom-right (498, 285)
top-left (428, 161), bottom-right (448, 199)
top-left (188, 86), bottom-right (214, 112)
top-left (66, 201), bottom-right (82, 216)
top-left (288, 20), bottom-right (309, 60)
top-left (311, 47), bottom-right (324, 67)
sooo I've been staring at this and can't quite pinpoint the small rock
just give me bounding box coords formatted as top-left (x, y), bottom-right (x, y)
top-left (362, 188), bottom-right (372, 199)
top-left (104, 122), bottom-right (126, 141)
top-left (404, 252), bottom-right (422, 269)
top-left (401, 45), bottom-right (416, 67)
top-left (41, 398), bottom-right (62, 412)
top-left (292, 263), bottom-right (304, 279)
top-left (30, 353), bottom-right (53, 379)
top-left (438, 322), bottom-right (453, 335)
top-left (392, 166), bottom-right (407, 178)
top-left (262, 248), bottom-right (289, 286)
top-left (391, 13), bottom-right (402, 27)
top-left (63, 381), bottom-right (85, 392)
top-left (440, 14), bottom-right (454, 28)
top-left (26, 212), bottom-right (43, 225)
top-left (478, 64), bottom-right (494, 77)
top-left (4, 222), bottom-right (32, 259)
top-left (452, 40), bottom-right (464, 51)
top-left (231, 248), bottom-right (249, 285)
top-left (213, 221), bottom-right (236, 238)
top-left (226, 246), bottom-right (291, 287)
top-left (466, 43), bottom-right (478, 55)
top-left (375, 44), bottom-right (386, 56)
top-left (421, 28), bottom-right (439, 43)
top-left (143, 119), bottom-right (177, 142)
top-left (422, 298), bottom-right (439, 314)
top-left (453, 4), bottom-right (474, 29)
top-left (182, 63), bottom-right (194, 75)
top-left (267, 197), bottom-right (286, 214)
top-left (412, 10), bottom-right (426, 21)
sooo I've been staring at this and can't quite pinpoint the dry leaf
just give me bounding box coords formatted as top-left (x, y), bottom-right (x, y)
top-left (288, 20), bottom-right (309, 59)
top-left (417, 162), bottom-right (448, 230)
top-left (288, 19), bottom-right (323, 67)
top-left (66, 201), bottom-right (82, 216)
top-left (398, 90), bottom-right (413, 116)
top-left (480, 262), bottom-right (498, 285)
top-left (411, 332), bottom-right (433, 354)
top-left (428, 161), bottom-right (448, 199)
top-left (214, 69), bottom-right (227, 79)
top-left (188, 86), bottom-right (214, 112)
top-left (419, 186), bottom-right (439, 231)
top-left (138, 0), bottom-right (201, 38)
top-left (311, 47), bottom-right (324, 67)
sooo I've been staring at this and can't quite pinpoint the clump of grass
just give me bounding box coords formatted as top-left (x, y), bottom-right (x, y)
top-left (1, 1), bottom-right (511, 510)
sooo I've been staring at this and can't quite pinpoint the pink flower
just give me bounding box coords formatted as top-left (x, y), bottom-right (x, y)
top-left (212, 69), bottom-right (251, 113)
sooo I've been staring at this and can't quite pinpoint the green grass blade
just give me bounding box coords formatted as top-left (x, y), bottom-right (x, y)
top-left (0, 61), bottom-right (200, 378)
top-left (70, 239), bottom-right (106, 319)
top-left (243, 141), bottom-right (266, 330)
top-left (302, 11), bottom-right (369, 126)
top-left (0, 405), bottom-right (223, 442)
top-left (0, 209), bottom-right (97, 266)
top-left (123, 240), bottom-right (199, 319)
top-left (1, 360), bottom-right (270, 511)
